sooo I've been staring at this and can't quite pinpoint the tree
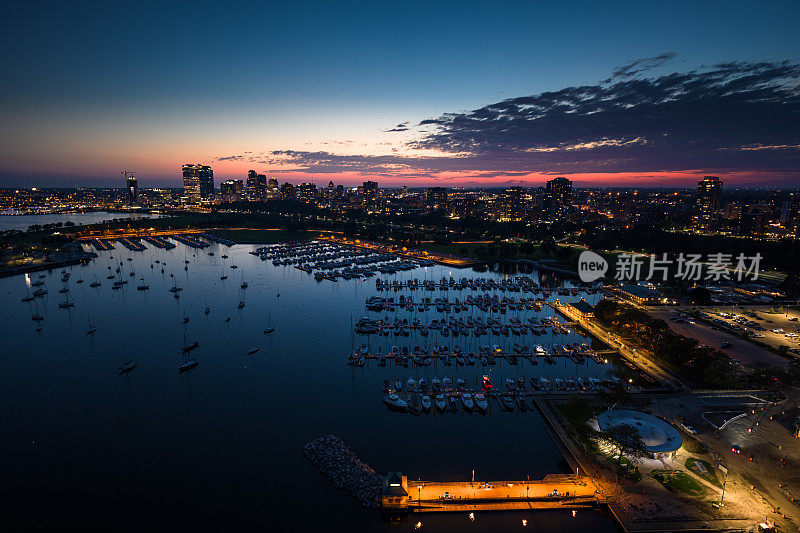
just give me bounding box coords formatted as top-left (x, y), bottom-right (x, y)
top-left (603, 422), bottom-right (647, 466)
top-left (540, 237), bottom-right (557, 255)
top-left (688, 287), bottom-right (712, 306)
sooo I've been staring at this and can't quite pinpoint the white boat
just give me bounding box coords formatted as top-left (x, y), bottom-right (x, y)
top-left (474, 393), bottom-right (488, 412)
top-left (383, 392), bottom-right (407, 410)
top-left (434, 394), bottom-right (447, 412)
top-left (420, 395), bottom-right (432, 412)
top-left (461, 393), bottom-right (474, 411)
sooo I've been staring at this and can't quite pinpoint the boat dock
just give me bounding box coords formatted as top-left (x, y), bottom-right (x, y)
top-left (142, 235), bottom-right (176, 249)
top-left (118, 237), bottom-right (147, 251)
top-left (390, 474), bottom-right (598, 513)
top-left (169, 233), bottom-right (210, 248)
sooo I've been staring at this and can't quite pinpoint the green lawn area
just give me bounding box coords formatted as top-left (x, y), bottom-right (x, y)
top-left (677, 428), bottom-right (708, 454)
top-left (210, 228), bottom-right (310, 244)
top-left (652, 469), bottom-right (707, 497)
top-left (685, 457), bottom-right (721, 487)
top-left (604, 455), bottom-right (642, 481)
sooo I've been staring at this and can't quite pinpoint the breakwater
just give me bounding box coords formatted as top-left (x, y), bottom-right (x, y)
top-left (302, 435), bottom-right (381, 509)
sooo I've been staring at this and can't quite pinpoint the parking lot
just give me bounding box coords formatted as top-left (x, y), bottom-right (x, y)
top-left (648, 307), bottom-right (791, 370)
top-left (696, 306), bottom-right (800, 353)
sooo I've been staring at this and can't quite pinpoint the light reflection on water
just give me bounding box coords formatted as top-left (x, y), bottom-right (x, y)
top-left (0, 240), bottom-right (619, 531)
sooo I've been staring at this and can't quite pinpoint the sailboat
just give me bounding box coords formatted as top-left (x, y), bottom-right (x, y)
top-left (90, 276), bottom-right (101, 288)
top-left (247, 347), bottom-right (260, 355)
top-left (137, 276), bottom-right (149, 290)
top-left (118, 360), bottom-right (137, 374)
top-left (263, 313), bottom-right (275, 334)
top-left (179, 329), bottom-right (199, 371)
top-left (86, 314), bottom-right (97, 335)
top-left (58, 292), bottom-right (75, 308)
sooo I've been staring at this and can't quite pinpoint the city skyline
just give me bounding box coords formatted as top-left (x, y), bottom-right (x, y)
top-left (1, 1), bottom-right (799, 188)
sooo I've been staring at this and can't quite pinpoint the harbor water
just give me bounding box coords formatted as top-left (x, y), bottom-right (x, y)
top-left (0, 240), bottom-right (620, 531)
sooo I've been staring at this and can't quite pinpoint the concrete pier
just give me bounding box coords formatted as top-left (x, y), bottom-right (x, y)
top-left (399, 475), bottom-right (597, 513)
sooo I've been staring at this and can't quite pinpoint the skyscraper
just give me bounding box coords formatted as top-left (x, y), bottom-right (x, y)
top-left (220, 179), bottom-right (244, 201)
top-left (297, 182), bottom-right (318, 203)
top-left (246, 170), bottom-right (267, 201)
top-left (696, 176), bottom-right (722, 227)
top-left (362, 181), bottom-right (378, 198)
top-left (426, 187), bottom-right (448, 209)
top-left (123, 171), bottom-right (138, 206)
top-left (182, 164), bottom-right (214, 202)
top-left (544, 177), bottom-right (572, 217)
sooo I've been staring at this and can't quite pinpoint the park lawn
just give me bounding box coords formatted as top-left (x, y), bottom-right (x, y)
top-left (685, 457), bottom-right (721, 487)
top-left (605, 455), bottom-right (642, 481)
top-left (652, 469), bottom-right (707, 498)
top-left (210, 228), bottom-right (309, 244)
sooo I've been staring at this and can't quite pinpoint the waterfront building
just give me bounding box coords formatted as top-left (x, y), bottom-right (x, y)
top-left (598, 409), bottom-right (683, 459)
top-left (380, 472), bottom-right (409, 509)
top-left (182, 164), bottom-right (214, 202)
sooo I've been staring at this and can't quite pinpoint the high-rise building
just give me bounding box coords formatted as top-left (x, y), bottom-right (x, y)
top-left (696, 176), bottom-right (722, 227)
top-left (739, 204), bottom-right (769, 235)
top-left (281, 182), bottom-right (296, 199)
top-left (297, 182), bottom-right (318, 203)
top-left (246, 170), bottom-right (267, 201)
top-left (182, 164), bottom-right (214, 202)
top-left (544, 177), bottom-right (572, 217)
top-left (426, 187), bottom-right (448, 209)
top-left (124, 172), bottom-right (138, 206)
top-left (363, 181), bottom-right (378, 198)
top-left (780, 196), bottom-right (799, 233)
top-left (220, 179), bottom-right (244, 201)
top-left (724, 202), bottom-right (743, 221)
top-left (491, 187), bottom-right (527, 222)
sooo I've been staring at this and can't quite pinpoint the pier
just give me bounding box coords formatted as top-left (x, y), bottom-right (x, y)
top-left (403, 475), bottom-right (598, 513)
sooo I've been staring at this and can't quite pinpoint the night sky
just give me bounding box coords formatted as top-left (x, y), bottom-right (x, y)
top-left (1, 0), bottom-right (799, 187)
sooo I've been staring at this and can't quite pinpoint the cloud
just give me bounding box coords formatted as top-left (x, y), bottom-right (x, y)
top-left (214, 59), bottom-right (800, 183)
top-left (385, 121), bottom-right (410, 132)
top-left (411, 60), bottom-right (800, 175)
top-left (606, 51), bottom-right (677, 81)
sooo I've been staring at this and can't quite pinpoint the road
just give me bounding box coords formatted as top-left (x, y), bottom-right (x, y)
top-left (553, 302), bottom-right (690, 391)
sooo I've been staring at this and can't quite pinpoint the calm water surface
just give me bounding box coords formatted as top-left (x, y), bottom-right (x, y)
top-left (0, 241), bottom-right (620, 532)
top-left (0, 211), bottom-right (162, 232)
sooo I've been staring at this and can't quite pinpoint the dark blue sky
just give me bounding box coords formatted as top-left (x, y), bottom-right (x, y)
top-left (1, 0), bottom-right (799, 186)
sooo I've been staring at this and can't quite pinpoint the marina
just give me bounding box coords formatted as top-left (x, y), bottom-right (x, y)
top-left (1, 236), bottom-right (623, 532)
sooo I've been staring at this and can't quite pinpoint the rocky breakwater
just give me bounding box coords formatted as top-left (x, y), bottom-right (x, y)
top-left (303, 434), bottom-right (381, 509)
